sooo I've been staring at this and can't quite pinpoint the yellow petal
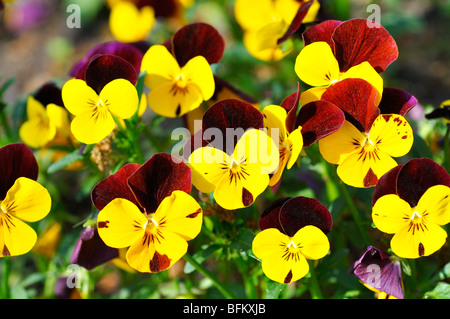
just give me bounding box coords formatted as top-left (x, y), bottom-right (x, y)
top-left (70, 107), bottom-right (116, 144)
top-left (153, 190), bottom-right (203, 241)
top-left (19, 118), bottom-right (55, 149)
top-left (147, 81), bottom-right (203, 118)
top-left (181, 55), bottom-right (215, 101)
top-left (234, 0), bottom-right (275, 31)
top-left (262, 104), bottom-right (287, 141)
top-left (26, 96), bottom-right (47, 121)
top-left (61, 79), bottom-right (99, 116)
top-left (296, 225), bottom-right (330, 260)
top-left (318, 121), bottom-right (364, 165)
top-left (300, 87), bottom-right (326, 105)
top-left (99, 78), bottom-right (139, 119)
top-left (295, 41), bottom-right (340, 87)
top-left (188, 146), bottom-right (230, 194)
top-left (46, 103), bottom-right (70, 135)
top-left (368, 114), bottom-right (413, 158)
top-left (391, 222), bottom-right (447, 259)
top-left (141, 45), bottom-right (181, 89)
top-left (109, 2), bottom-right (155, 43)
top-left (286, 126), bottom-right (303, 169)
top-left (97, 198), bottom-right (147, 248)
top-left (372, 194), bottom-right (411, 234)
top-left (243, 30), bottom-right (291, 62)
top-left (1, 177), bottom-right (51, 223)
top-left (0, 213), bottom-right (37, 257)
top-left (416, 185), bottom-right (450, 226)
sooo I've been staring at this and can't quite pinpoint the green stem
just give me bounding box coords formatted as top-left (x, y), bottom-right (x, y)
top-left (0, 108), bottom-right (12, 142)
top-left (1, 257), bottom-right (11, 299)
top-left (235, 254), bottom-right (258, 299)
top-left (183, 253), bottom-right (236, 299)
top-left (337, 181), bottom-right (372, 246)
top-left (308, 260), bottom-right (323, 299)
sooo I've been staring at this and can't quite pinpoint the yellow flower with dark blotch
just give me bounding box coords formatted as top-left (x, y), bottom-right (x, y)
top-left (62, 78), bottom-right (139, 145)
top-left (140, 44), bottom-right (215, 118)
top-left (109, 1), bottom-right (155, 43)
top-left (0, 143), bottom-right (51, 257)
top-left (262, 104), bottom-right (303, 186)
top-left (188, 128), bottom-right (279, 210)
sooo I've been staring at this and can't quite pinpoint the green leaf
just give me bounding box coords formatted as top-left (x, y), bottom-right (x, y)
top-left (265, 280), bottom-right (286, 299)
top-left (424, 282), bottom-right (450, 299)
top-left (47, 151), bottom-right (84, 174)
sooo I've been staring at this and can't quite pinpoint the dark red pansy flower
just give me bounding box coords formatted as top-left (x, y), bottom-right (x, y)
top-left (0, 143), bottom-right (38, 200)
top-left (91, 153), bottom-right (191, 214)
top-left (283, 83), bottom-right (345, 146)
top-left (33, 82), bottom-right (64, 108)
top-left (372, 158), bottom-right (450, 207)
top-left (70, 41), bottom-right (145, 80)
top-left (377, 87), bottom-right (418, 117)
top-left (302, 18), bottom-right (398, 73)
top-left (350, 246), bottom-right (404, 299)
top-left (276, 0), bottom-right (314, 45)
top-left (70, 226), bottom-right (119, 270)
top-left (259, 196), bottom-right (332, 237)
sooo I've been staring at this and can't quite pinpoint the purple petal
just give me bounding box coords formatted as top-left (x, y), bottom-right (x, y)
top-left (377, 87), bottom-right (418, 116)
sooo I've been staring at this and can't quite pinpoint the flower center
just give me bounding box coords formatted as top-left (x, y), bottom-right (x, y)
top-left (287, 240), bottom-right (297, 249)
top-left (175, 73), bottom-right (188, 89)
top-left (229, 158), bottom-right (240, 172)
top-left (410, 210), bottom-right (422, 222)
top-left (362, 132), bottom-right (375, 148)
top-left (0, 200), bottom-right (6, 215)
top-left (143, 214), bottom-right (159, 230)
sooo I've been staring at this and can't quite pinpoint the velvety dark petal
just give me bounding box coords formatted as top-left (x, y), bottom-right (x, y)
top-left (283, 83), bottom-right (301, 134)
top-left (127, 153), bottom-right (192, 213)
top-left (302, 20), bottom-right (343, 50)
top-left (377, 87), bottom-right (418, 117)
top-left (70, 41), bottom-right (144, 79)
top-left (258, 197), bottom-right (291, 232)
top-left (277, 0), bottom-right (313, 44)
top-left (372, 164), bottom-right (403, 205)
top-left (136, 0), bottom-right (177, 17)
top-left (34, 82), bottom-right (64, 107)
top-left (202, 99), bottom-right (264, 154)
top-left (85, 55), bottom-right (138, 94)
top-left (295, 100), bottom-right (345, 146)
top-left (279, 196), bottom-right (332, 237)
top-left (332, 19), bottom-right (398, 73)
top-left (0, 143), bottom-right (39, 200)
top-left (425, 107), bottom-right (450, 121)
top-left (170, 22), bottom-right (225, 67)
top-left (396, 158), bottom-right (450, 207)
top-left (54, 276), bottom-right (79, 299)
top-left (350, 246), bottom-right (404, 299)
top-left (321, 78), bottom-right (380, 132)
top-left (70, 226), bottom-right (119, 270)
top-left (91, 163), bottom-right (141, 211)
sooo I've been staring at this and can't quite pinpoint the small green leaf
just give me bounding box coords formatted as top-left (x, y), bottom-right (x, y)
top-left (424, 282), bottom-right (450, 299)
top-left (47, 151), bottom-right (84, 174)
top-left (265, 280), bottom-right (286, 299)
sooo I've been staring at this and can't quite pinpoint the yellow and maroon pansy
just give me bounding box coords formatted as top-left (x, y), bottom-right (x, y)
top-left (253, 196), bottom-right (332, 284)
top-left (0, 143), bottom-right (51, 257)
top-left (372, 158), bottom-right (450, 259)
top-left (318, 78), bottom-right (414, 188)
top-left (93, 153), bottom-right (202, 273)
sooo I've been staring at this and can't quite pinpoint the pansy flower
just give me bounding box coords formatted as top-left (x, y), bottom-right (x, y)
top-left (372, 158), bottom-right (450, 259)
top-left (296, 18), bottom-right (398, 104)
top-left (253, 196), bottom-right (332, 284)
top-left (140, 42), bottom-right (215, 118)
top-left (62, 54), bottom-right (139, 144)
top-left (93, 153), bottom-right (203, 273)
top-left (19, 82), bottom-right (70, 149)
top-left (263, 83), bottom-right (345, 186)
top-left (0, 143), bottom-right (51, 257)
top-left (234, 0), bottom-right (320, 61)
top-left (318, 78), bottom-right (414, 188)
top-left (425, 99), bottom-right (450, 124)
top-left (350, 246), bottom-right (404, 299)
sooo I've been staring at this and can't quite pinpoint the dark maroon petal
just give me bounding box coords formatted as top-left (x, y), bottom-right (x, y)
top-left (277, 0), bottom-right (313, 44)
top-left (259, 197), bottom-right (291, 232)
top-left (279, 196), bottom-right (332, 237)
top-left (127, 153), bottom-right (192, 213)
top-left (136, 0), bottom-right (177, 17)
top-left (296, 100), bottom-right (345, 147)
top-left (85, 55), bottom-right (138, 94)
top-left (396, 158), bottom-right (450, 207)
top-left (283, 83), bottom-right (301, 134)
top-left (170, 22), bottom-right (225, 67)
top-left (350, 246), bottom-right (404, 299)
top-left (321, 78), bottom-right (380, 132)
top-left (34, 82), bottom-right (64, 107)
top-left (54, 276), bottom-right (76, 299)
top-left (332, 19), bottom-right (398, 73)
top-left (0, 143), bottom-right (38, 200)
top-left (70, 41), bottom-right (144, 79)
top-left (302, 20), bottom-right (343, 50)
top-left (202, 99), bottom-right (264, 154)
top-left (377, 87), bottom-right (418, 117)
top-left (372, 164), bottom-right (403, 205)
top-left (91, 163), bottom-right (141, 211)
top-left (70, 227), bottom-right (119, 270)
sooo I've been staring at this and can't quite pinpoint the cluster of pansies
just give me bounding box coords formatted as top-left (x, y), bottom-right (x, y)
top-left (1, 0), bottom-right (449, 300)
